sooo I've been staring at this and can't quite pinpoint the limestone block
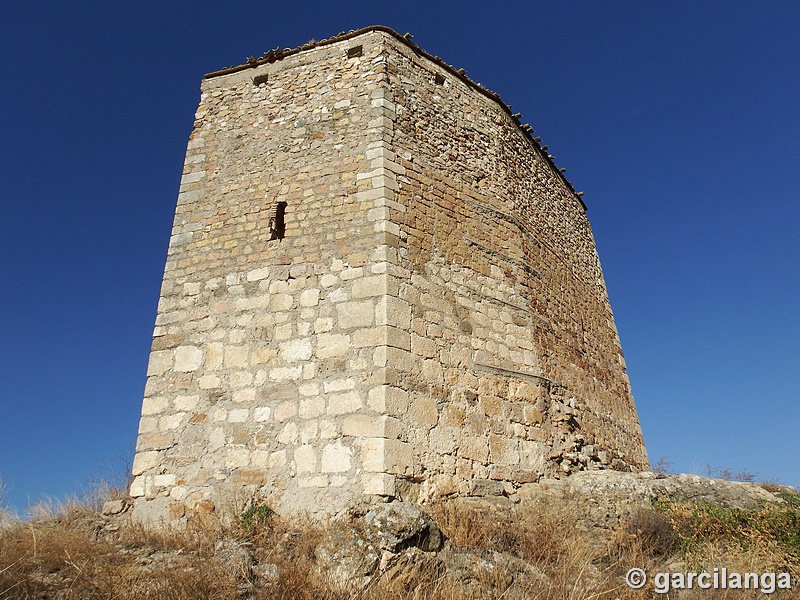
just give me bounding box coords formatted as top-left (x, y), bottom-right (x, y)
top-left (373, 346), bottom-right (412, 370)
top-left (323, 378), bottom-right (356, 393)
top-left (299, 288), bottom-right (320, 307)
top-left (375, 295), bottom-right (411, 329)
top-left (297, 396), bottom-right (323, 419)
top-left (523, 405), bottom-right (544, 425)
top-left (153, 474), bottom-right (176, 488)
top-left (270, 366), bottom-right (303, 381)
top-left (277, 422), bottom-right (299, 445)
top-left (138, 417), bottom-right (158, 434)
top-left (363, 473), bottom-right (396, 496)
top-left (129, 476), bottom-right (146, 497)
top-left (141, 396), bottom-right (168, 415)
top-left (132, 451), bottom-right (162, 476)
top-left (420, 358), bottom-right (444, 384)
top-left (147, 350), bottom-right (173, 376)
top-left (174, 345), bottom-right (204, 372)
top-left (316, 333), bottom-right (351, 358)
top-left (250, 450), bottom-right (269, 468)
top-left (411, 334), bottom-right (437, 359)
top-left (372, 220), bottom-right (401, 236)
top-left (429, 426), bottom-right (460, 455)
top-left (342, 414), bottom-right (402, 438)
top-left (352, 274), bottom-right (393, 298)
top-left (459, 436), bottom-right (490, 463)
top-left (159, 413), bottom-right (185, 431)
top-left (254, 407), bottom-right (272, 422)
top-left (479, 395), bottom-right (503, 417)
top-left (300, 421), bottom-right (318, 443)
top-left (226, 447), bottom-right (251, 469)
top-left (339, 267), bottom-right (364, 281)
top-left (361, 438), bottom-right (413, 474)
top-left (269, 450), bottom-right (287, 468)
top-left (246, 266), bottom-right (270, 281)
top-left (327, 288), bottom-right (348, 303)
top-left (230, 371), bottom-right (254, 388)
top-left (228, 409), bottom-right (249, 422)
top-left (274, 324), bottom-right (293, 341)
top-left (271, 294), bottom-right (294, 311)
top-left (169, 486), bottom-right (188, 501)
top-left (370, 245), bottom-right (398, 264)
top-left (224, 346), bottom-right (249, 368)
top-left (519, 440), bottom-right (546, 472)
top-left (489, 434), bottom-right (519, 466)
top-left (327, 391), bottom-right (362, 415)
top-left (174, 394), bottom-right (199, 411)
top-left (320, 274), bottom-right (338, 288)
top-left (409, 395), bottom-right (438, 427)
top-left (137, 434), bottom-right (174, 451)
top-left (208, 427), bottom-right (225, 451)
top-left (440, 405), bottom-right (465, 427)
top-left (176, 189), bottom-right (201, 206)
top-left (269, 279), bottom-right (289, 294)
top-left (295, 445), bottom-right (318, 473)
top-left (367, 385), bottom-right (409, 416)
top-left (336, 299), bottom-right (374, 329)
top-left (229, 329), bottom-right (247, 344)
top-left (320, 419), bottom-right (338, 439)
top-left (354, 187), bottom-right (386, 203)
top-left (199, 374), bottom-right (221, 389)
top-left (367, 206), bottom-right (390, 222)
top-left (274, 401), bottom-right (298, 422)
top-left (321, 441), bottom-right (353, 473)
top-left (252, 346), bottom-right (278, 365)
top-left (299, 382), bottom-right (320, 396)
top-left (233, 388), bottom-right (256, 403)
top-left (314, 317), bottom-right (334, 333)
top-left (352, 325), bottom-right (410, 349)
top-left (279, 338), bottom-right (313, 362)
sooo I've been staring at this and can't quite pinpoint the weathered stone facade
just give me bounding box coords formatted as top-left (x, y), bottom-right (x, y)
top-left (130, 27), bottom-right (648, 523)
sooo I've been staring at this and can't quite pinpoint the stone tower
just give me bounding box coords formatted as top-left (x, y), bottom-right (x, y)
top-left (130, 27), bottom-right (648, 523)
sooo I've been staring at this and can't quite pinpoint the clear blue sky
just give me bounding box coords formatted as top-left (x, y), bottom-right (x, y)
top-left (2, 1), bottom-right (798, 512)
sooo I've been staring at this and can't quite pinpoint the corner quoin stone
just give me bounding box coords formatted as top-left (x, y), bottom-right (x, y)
top-left (130, 26), bottom-right (648, 524)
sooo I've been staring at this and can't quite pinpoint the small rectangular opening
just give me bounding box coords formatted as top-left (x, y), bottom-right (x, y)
top-left (434, 73), bottom-right (445, 86)
top-left (268, 201), bottom-right (288, 240)
top-left (253, 73), bottom-right (269, 86)
top-left (347, 45), bottom-right (363, 58)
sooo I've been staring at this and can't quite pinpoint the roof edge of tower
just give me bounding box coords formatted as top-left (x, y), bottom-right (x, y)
top-left (205, 25), bottom-right (587, 211)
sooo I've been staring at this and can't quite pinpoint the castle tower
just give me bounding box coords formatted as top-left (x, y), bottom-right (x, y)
top-left (130, 27), bottom-right (648, 522)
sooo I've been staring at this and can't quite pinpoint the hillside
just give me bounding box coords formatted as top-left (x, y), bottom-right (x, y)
top-left (1, 472), bottom-right (798, 599)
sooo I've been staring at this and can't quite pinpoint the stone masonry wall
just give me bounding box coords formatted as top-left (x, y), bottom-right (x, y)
top-left (131, 32), bottom-right (411, 521)
top-left (375, 38), bottom-right (648, 503)
top-left (130, 28), bottom-right (647, 523)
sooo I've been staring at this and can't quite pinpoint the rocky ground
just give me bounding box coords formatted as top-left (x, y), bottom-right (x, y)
top-left (1, 471), bottom-right (798, 599)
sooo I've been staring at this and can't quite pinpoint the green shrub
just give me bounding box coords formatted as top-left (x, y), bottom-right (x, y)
top-left (240, 503), bottom-right (274, 533)
top-left (653, 493), bottom-right (800, 569)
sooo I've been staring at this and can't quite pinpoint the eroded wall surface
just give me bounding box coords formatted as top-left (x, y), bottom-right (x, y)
top-left (379, 39), bottom-right (648, 502)
top-left (130, 29), bottom-right (647, 523)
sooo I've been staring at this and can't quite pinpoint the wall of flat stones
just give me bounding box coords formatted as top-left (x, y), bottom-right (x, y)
top-left (376, 37), bottom-right (648, 501)
top-left (131, 32), bottom-right (411, 521)
top-left (131, 30), bottom-right (648, 522)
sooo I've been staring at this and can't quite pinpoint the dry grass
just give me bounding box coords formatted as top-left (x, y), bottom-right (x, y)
top-left (0, 505), bottom-right (240, 599)
top-left (1, 491), bottom-right (799, 599)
